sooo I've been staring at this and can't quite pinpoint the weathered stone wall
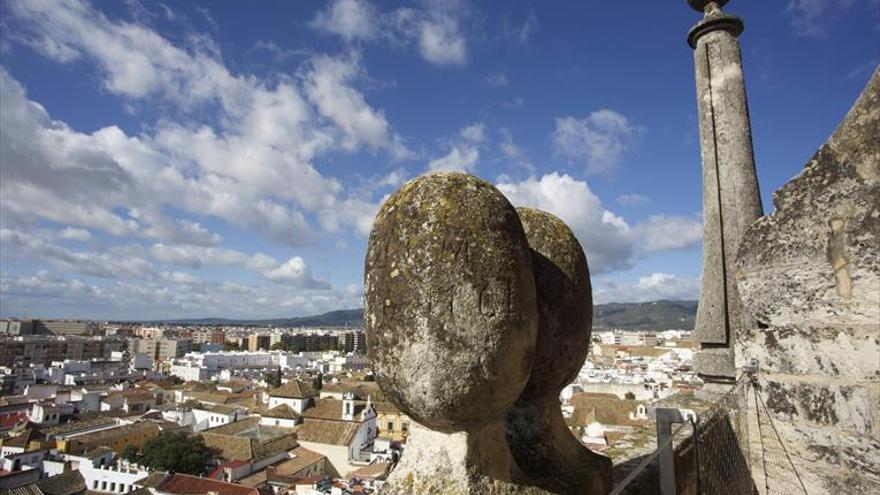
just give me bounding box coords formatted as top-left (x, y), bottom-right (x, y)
top-left (735, 69), bottom-right (880, 493)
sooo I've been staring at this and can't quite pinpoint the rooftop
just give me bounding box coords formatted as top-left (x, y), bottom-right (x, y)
top-left (156, 473), bottom-right (259, 495)
top-left (269, 380), bottom-right (317, 399)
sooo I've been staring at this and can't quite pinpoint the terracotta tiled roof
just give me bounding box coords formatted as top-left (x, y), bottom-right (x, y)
top-left (269, 446), bottom-right (325, 477)
top-left (7, 470), bottom-right (86, 495)
top-left (156, 473), bottom-right (259, 495)
top-left (350, 461), bottom-right (391, 479)
top-left (261, 405), bottom-right (299, 420)
top-left (236, 470), bottom-right (267, 488)
top-left (372, 401), bottom-right (403, 415)
top-left (199, 417), bottom-right (298, 462)
top-left (297, 419), bottom-right (361, 446)
top-left (301, 398), bottom-right (365, 421)
top-left (201, 434), bottom-right (254, 461)
top-left (135, 471), bottom-right (169, 488)
top-left (567, 393), bottom-right (646, 428)
top-left (195, 403), bottom-right (244, 415)
top-left (269, 381), bottom-right (317, 399)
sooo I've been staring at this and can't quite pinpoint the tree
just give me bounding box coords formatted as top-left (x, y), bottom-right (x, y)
top-left (264, 367), bottom-right (282, 389)
top-left (122, 445), bottom-right (138, 463)
top-left (137, 432), bottom-right (217, 475)
top-left (624, 391), bottom-right (636, 400)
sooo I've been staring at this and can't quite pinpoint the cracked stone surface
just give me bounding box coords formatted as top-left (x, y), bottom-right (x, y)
top-left (736, 68), bottom-right (880, 494)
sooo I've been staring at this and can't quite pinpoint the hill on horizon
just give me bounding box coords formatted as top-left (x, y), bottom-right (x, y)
top-left (131, 300), bottom-right (697, 331)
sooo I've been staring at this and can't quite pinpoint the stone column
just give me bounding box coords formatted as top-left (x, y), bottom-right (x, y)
top-left (687, 0), bottom-right (763, 386)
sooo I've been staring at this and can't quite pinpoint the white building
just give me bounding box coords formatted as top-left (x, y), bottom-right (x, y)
top-left (192, 404), bottom-right (247, 432)
top-left (267, 380), bottom-right (318, 414)
top-left (296, 394), bottom-right (378, 477)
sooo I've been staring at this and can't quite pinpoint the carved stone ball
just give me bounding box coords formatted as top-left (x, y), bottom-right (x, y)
top-left (364, 172), bottom-right (538, 433)
top-left (516, 208), bottom-right (592, 400)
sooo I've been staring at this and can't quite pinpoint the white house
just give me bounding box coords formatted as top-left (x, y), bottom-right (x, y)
top-left (296, 394), bottom-right (378, 477)
top-left (258, 404), bottom-right (301, 428)
top-left (267, 380), bottom-right (318, 414)
top-left (66, 451), bottom-right (152, 494)
top-left (28, 402), bottom-right (63, 426)
top-left (191, 403), bottom-right (246, 432)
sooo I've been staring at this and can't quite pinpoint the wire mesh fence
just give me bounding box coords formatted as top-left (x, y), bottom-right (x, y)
top-left (749, 379), bottom-right (810, 495)
top-left (608, 372), bottom-right (810, 495)
top-left (693, 376), bottom-right (755, 495)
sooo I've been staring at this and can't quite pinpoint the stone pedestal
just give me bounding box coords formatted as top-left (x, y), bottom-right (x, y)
top-left (380, 422), bottom-right (551, 495)
top-left (688, 0), bottom-right (763, 383)
top-left (507, 396), bottom-right (612, 494)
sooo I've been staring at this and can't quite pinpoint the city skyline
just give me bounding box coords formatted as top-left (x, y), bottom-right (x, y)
top-left (1, 0), bottom-right (877, 320)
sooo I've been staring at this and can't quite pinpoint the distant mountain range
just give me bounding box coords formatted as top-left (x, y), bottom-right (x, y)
top-left (139, 300), bottom-right (697, 331)
top-left (592, 300), bottom-right (697, 331)
top-left (138, 309), bottom-right (364, 328)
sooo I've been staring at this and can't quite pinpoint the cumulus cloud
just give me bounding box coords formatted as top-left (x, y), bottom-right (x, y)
top-left (302, 54), bottom-right (407, 155)
top-left (428, 123), bottom-right (485, 172)
top-left (1, 228), bottom-right (157, 280)
top-left (552, 109), bottom-right (643, 175)
top-left (594, 273), bottom-right (701, 305)
top-left (417, 9), bottom-right (467, 66)
top-left (636, 215), bottom-right (703, 252)
top-left (57, 227), bottom-right (92, 242)
top-left (310, 0), bottom-right (469, 67)
top-left (497, 174), bottom-right (703, 274)
top-left (0, 270), bottom-right (354, 320)
top-left (497, 173), bottom-right (636, 273)
top-left (310, 0), bottom-right (378, 42)
top-left (3, 0), bottom-right (400, 247)
top-left (262, 256), bottom-right (332, 289)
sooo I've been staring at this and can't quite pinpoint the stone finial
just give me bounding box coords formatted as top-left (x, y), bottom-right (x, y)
top-left (514, 208), bottom-right (592, 400)
top-left (365, 173), bottom-right (613, 493)
top-left (365, 171), bottom-right (537, 433)
top-left (687, 0), bottom-right (729, 13)
top-left (506, 208), bottom-right (612, 494)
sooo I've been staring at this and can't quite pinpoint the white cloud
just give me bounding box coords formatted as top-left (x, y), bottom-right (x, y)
top-left (58, 227), bottom-right (92, 242)
top-left (784, 0), bottom-right (864, 37)
top-left (0, 271), bottom-right (102, 300)
top-left (1, 228), bottom-right (157, 280)
top-left (496, 173), bottom-right (702, 273)
top-left (616, 193), bottom-right (650, 207)
top-left (310, 0), bottom-right (468, 67)
top-left (310, 0), bottom-right (378, 42)
top-left (497, 173), bottom-right (636, 273)
top-left (594, 273), bottom-right (701, 304)
top-left (503, 10), bottom-right (539, 44)
top-left (428, 123), bottom-right (485, 173)
top-left (301, 54), bottom-right (407, 155)
top-left (484, 72), bottom-right (509, 87)
top-left (636, 215), bottom-right (703, 252)
top-left (262, 256), bottom-right (331, 289)
top-left (0, 270), bottom-right (353, 319)
top-left (417, 13), bottom-right (467, 66)
top-left (498, 127), bottom-right (532, 172)
top-left (552, 109), bottom-right (642, 175)
top-left (4, 0), bottom-right (403, 248)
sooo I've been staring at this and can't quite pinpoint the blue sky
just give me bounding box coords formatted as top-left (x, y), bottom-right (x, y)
top-left (0, 0), bottom-right (877, 320)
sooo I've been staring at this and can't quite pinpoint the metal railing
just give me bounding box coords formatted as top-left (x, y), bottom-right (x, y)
top-left (610, 368), bottom-right (810, 495)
